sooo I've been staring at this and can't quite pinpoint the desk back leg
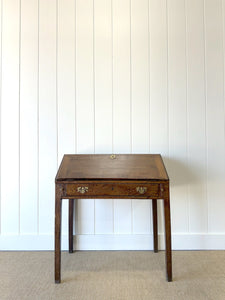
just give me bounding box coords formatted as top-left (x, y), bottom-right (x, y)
top-left (152, 199), bottom-right (158, 253)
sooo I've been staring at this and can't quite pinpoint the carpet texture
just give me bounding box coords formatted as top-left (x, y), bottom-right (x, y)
top-left (1, 250), bottom-right (225, 300)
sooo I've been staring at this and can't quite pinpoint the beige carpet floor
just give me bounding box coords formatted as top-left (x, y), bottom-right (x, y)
top-left (1, 250), bottom-right (225, 300)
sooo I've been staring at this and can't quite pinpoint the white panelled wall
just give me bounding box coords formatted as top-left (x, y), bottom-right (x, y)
top-left (0, 0), bottom-right (225, 250)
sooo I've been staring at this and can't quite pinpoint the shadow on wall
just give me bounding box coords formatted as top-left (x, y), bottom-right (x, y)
top-left (162, 156), bottom-right (205, 187)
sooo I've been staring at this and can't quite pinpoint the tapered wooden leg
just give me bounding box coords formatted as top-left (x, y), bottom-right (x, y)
top-left (163, 195), bottom-right (172, 282)
top-left (152, 199), bottom-right (158, 253)
top-left (55, 184), bottom-right (62, 283)
top-left (69, 199), bottom-right (74, 253)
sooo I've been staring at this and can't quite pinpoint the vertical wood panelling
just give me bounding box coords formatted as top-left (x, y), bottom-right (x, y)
top-left (95, 199), bottom-right (114, 234)
top-left (20, 0), bottom-right (38, 234)
top-left (149, 0), bottom-right (168, 234)
top-left (168, 0), bottom-right (189, 232)
top-left (113, 0), bottom-right (132, 234)
top-left (131, 0), bottom-right (149, 153)
top-left (75, 198), bottom-right (95, 235)
top-left (1, 0), bottom-right (225, 249)
top-left (186, 0), bottom-right (207, 232)
top-left (94, 0), bottom-right (113, 234)
top-left (205, 0), bottom-right (225, 232)
top-left (1, 0), bottom-right (20, 234)
top-left (38, 0), bottom-right (57, 234)
top-left (75, 0), bottom-right (94, 234)
top-left (112, 0), bottom-right (131, 154)
top-left (57, 0), bottom-right (75, 165)
top-left (223, 0), bottom-right (225, 172)
top-left (132, 200), bottom-right (150, 234)
top-left (0, 0), bottom-right (2, 234)
top-left (57, 0), bottom-right (75, 235)
top-left (76, 0), bottom-right (94, 154)
top-left (94, 0), bottom-right (112, 154)
top-left (223, 1), bottom-right (225, 118)
top-left (114, 199), bottom-right (132, 234)
top-left (223, 0), bottom-right (225, 111)
top-left (131, 0), bottom-right (150, 234)
top-left (149, 0), bottom-right (168, 156)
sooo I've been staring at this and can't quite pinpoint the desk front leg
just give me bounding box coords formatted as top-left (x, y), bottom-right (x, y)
top-left (163, 186), bottom-right (172, 282)
top-left (152, 199), bottom-right (158, 253)
top-left (69, 199), bottom-right (74, 253)
top-left (55, 184), bottom-right (63, 283)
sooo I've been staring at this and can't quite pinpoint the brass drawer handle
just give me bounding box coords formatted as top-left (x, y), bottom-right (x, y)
top-left (136, 187), bottom-right (147, 194)
top-left (77, 187), bottom-right (89, 194)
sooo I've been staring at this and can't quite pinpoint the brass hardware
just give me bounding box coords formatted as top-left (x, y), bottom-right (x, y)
top-left (160, 184), bottom-right (164, 197)
top-left (110, 154), bottom-right (116, 159)
top-left (77, 186), bottom-right (89, 194)
top-left (136, 187), bottom-right (147, 194)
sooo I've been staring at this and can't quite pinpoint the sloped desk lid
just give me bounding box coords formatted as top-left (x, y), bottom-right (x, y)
top-left (55, 154), bottom-right (169, 181)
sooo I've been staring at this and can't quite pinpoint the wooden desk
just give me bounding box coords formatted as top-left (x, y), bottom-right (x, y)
top-left (55, 154), bottom-right (172, 283)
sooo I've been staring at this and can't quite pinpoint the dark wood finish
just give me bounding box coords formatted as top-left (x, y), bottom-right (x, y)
top-left (164, 188), bottom-right (172, 282)
top-left (152, 199), bottom-right (158, 253)
top-left (55, 154), bottom-right (172, 283)
top-left (69, 199), bottom-right (74, 253)
top-left (66, 182), bottom-right (160, 198)
top-left (56, 154), bottom-right (169, 181)
top-left (55, 184), bottom-right (62, 283)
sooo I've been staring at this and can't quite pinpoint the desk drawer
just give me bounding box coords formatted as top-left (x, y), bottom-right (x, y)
top-left (65, 183), bottom-right (160, 198)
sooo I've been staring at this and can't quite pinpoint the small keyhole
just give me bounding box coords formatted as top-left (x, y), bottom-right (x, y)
top-left (112, 187), bottom-right (114, 191)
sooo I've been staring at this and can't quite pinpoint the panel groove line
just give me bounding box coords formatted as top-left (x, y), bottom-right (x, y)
top-left (76, 0), bottom-right (94, 234)
top-left (111, 0), bottom-right (114, 154)
top-left (112, 0), bottom-right (132, 234)
top-left (56, 0), bottom-right (58, 167)
top-left (148, 0), bottom-right (151, 154)
top-left (131, 0), bottom-right (150, 234)
top-left (94, 0), bottom-right (113, 234)
top-left (222, 0), bottom-right (225, 148)
top-left (93, 0), bottom-right (96, 155)
top-left (18, 0), bottom-right (21, 235)
top-left (37, 0), bottom-right (40, 234)
top-left (148, 0), bottom-right (151, 234)
top-left (205, 0), bottom-right (225, 232)
top-left (130, 0), bottom-right (132, 154)
top-left (203, 0), bottom-right (209, 233)
top-left (74, 0), bottom-right (77, 154)
top-left (111, 0), bottom-right (114, 233)
top-left (0, 0), bottom-right (2, 235)
top-left (166, 0), bottom-right (170, 158)
top-left (93, 0), bottom-right (96, 234)
top-left (1, 0), bottom-right (20, 234)
top-left (57, 0), bottom-right (76, 235)
top-left (186, 0), bottom-right (207, 233)
top-left (38, 0), bottom-right (57, 234)
top-left (184, 0), bottom-right (190, 232)
top-left (167, 0), bottom-right (189, 232)
top-left (20, 0), bottom-right (39, 234)
top-left (149, 0), bottom-right (169, 234)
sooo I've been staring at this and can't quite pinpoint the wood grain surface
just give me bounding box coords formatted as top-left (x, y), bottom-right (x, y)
top-left (55, 154), bottom-right (169, 181)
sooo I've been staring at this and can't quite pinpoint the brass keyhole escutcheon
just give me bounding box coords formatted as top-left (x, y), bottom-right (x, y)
top-left (77, 187), bottom-right (88, 194)
top-left (110, 154), bottom-right (116, 159)
top-left (136, 187), bottom-right (147, 194)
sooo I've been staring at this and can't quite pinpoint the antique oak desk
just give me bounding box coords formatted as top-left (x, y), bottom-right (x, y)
top-left (55, 154), bottom-right (172, 283)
